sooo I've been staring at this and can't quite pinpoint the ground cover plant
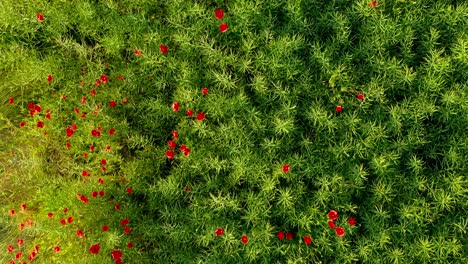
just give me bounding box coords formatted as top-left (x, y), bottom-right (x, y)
top-left (1, 0), bottom-right (467, 263)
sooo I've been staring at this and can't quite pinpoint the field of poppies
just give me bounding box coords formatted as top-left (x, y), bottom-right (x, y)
top-left (1, 0), bottom-right (467, 263)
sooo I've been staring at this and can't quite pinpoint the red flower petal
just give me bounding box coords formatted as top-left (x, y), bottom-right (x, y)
top-left (328, 210), bottom-right (339, 221)
top-left (172, 102), bottom-right (180, 112)
top-left (127, 242), bottom-right (133, 248)
top-left (160, 44), bottom-right (168, 54)
top-left (303, 236), bottom-right (312, 245)
top-left (286, 232), bottom-right (293, 240)
top-left (118, 75), bottom-right (125, 81)
top-left (89, 244), bottom-right (100, 254)
top-left (219, 23), bottom-right (229, 33)
top-left (127, 187), bottom-right (133, 194)
top-left (335, 105), bottom-right (343, 113)
top-left (202, 87), bottom-right (208, 95)
top-left (348, 217), bottom-right (356, 226)
top-left (335, 227), bottom-right (345, 237)
top-left (196, 112), bottom-right (206, 121)
top-left (168, 140), bottom-right (176, 149)
top-left (36, 13), bottom-right (44, 22)
top-left (110, 100), bottom-right (116, 107)
top-left (368, 1), bottom-right (378, 7)
top-left (47, 74), bottom-right (52, 83)
top-left (53, 246), bottom-right (60, 253)
top-left (76, 230), bottom-right (84, 238)
top-left (9, 97), bottom-right (14, 104)
top-left (172, 130), bottom-right (178, 139)
top-left (328, 220), bottom-right (336, 229)
top-left (215, 227), bottom-right (224, 236)
top-left (278, 231), bottom-right (285, 240)
top-left (186, 109), bottom-right (193, 117)
top-left (109, 128), bottom-right (116, 135)
top-left (357, 93), bottom-right (364, 101)
top-left (215, 9), bottom-right (224, 20)
top-left (102, 225), bottom-right (109, 232)
top-left (166, 150), bottom-right (175, 160)
top-left (124, 227), bottom-right (130, 234)
top-left (241, 235), bottom-right (248, 244)
top-left (111, 249), bottom-right (122, 260)
top-left (282, 164), bottom-right (290, 173)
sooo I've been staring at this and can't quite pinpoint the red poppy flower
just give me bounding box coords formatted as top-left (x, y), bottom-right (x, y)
top-left (90, 145), bottom-right (95, 152)
top-left (348, 217), bottom-right (356, 226)
top-left (187, 109), bottom-right (193, 117)
top-left (215, 9), bottom-right (224, 20)
top-left (368, 1), bottom-right (378, 7)
top-left (91, 90), bottom-right (97, 96)
top-left (101, 159), bottom-right (107, 165)
top-left (202, 87), bottom-right (208, 95)
top-left (278, 231), bottom-right (285, 240)
top-left (46, 112), bottom-right (51, 119)
top-left (91, 129), bottom-right (101, 137)
top-left (335, 227), bottom-right (345, 237)
top-left (100, 74), bottom-right (109, 83)
top-left (9, 97), bottom-right (14, 104)
top-left (63, 208), bottom-right (68, 214)
top-left (8, 244), bottom-right (14, 253)
top-left (47, 74), bottom-right (52, 83)
top-left (74, 108), bottom-right (80, 114)
top-left (160, 44), bottom-right (169, 54)
top-left (98, 126), bottom-right (103, 131)
top-left (79, 195), bottom-right (89, 203)
top-left (196, 112), bottom-right (206, 121)
top-left (81, 112), bottom-right (87, 118)
top-left (120, 218), bottom-right (129, 226)
top-left (106, 145), bottom-right (111, 151)
top-left (15, 252), bottom-right (22, 259)
top-left (115, 204), bottom-right (120, 210)
top-left (357, 93), bottom-right (364, 101)
top-left (109, 128), bottom-right (115, 135)
top-left (127, 242), bottom-right (133, 248)
top-left (81, 96), bottom-right (87, 104)
top-left (67, 216), bottom-right (73, 223)
top-left (37, 121), bottom-right (44, 128)
top-left (183, 148), bottom-right (191, 157)
top-left (286, 232), bottom-right (294, 240)
top-left (76, 230), bottom-right (84, 238)
top-left (303, 236), bottom-right (312, 245)
top-left (60, 219), bottom-right (66, 225)
top-left (127, 187), bottom-right (132, 194)
top-left (94, 79), bottom-right (101, 87)
top-left (102, 225), bottom-right (109, 232)
top-left (19, 223), bottom-right (25, 230)
top-left (27, 219), bottom-right (34, 227)
top-left (21, 203), bottom-right (26, 210)
top-left (99, 190), bottom-right (104, 197)
top-left (215, 227), bottom-right (224, 236)
top-left (172, 130), bottom-right (178, 139)
top-left (89, 244), bottom-right (100, 254)
top-left (17, 239), bottom-right (23, 246)
top-left (172, 102), bottom-right (180, 112)
top-left (335, 105), bottom-right (343, 113)
top-left (219, 23), bottom-right (229, 33)
top-left (98, 178), bottom-right (104, 184)
top-left (180, 144), bottom-right (187, 152)
top-left (116, 259), bottom-right (123, 264)
top-left (111, 249), bottom-right (122, 260)
top-left (328, 220), bottom-right (336, 229)
top-left (92, 191), bottom-right (98, 198)
top-left (36, 13), bottom-right (44, 22)
top-left (33, 245), bottom-right (39, 253)
top-left (19, 121), bottom-right (25, 127)
top-left (124, 227), bottom-right (130, 234)
top-left (241, 235), bottom-right (248, 244)
top-left (9, 209), bottom-right (15, 215)
top-left (47, 212), bottom-right (53, 218)
top-left (118, 75), bottom-right (124, 81)
top-left (110, 100), bottom-right (116, 107)
top-left (29, 251), bottom-right (37, 261)
top-left (53, 246), bottom-right (60, 253)
top-left (168, 140), bottom-right (176, 149)
top-left (282, 164), bottom-right (290, 173)
top-left (82, 170), bottom-right (90, 177)
top-left (123, 98), bottom-right (128, 104)
top-left (165, 150), bottom-right (175, 159)
top-left (134, 49), bottom-right (143, 56)
top-left (34, 103), bottom-right (42, 112)
top-left (328, 210), bottom-right (339, 221)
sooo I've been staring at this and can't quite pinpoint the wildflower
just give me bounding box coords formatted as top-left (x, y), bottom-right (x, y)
top-left (172, 130), bottom-right (178, 139)
top-left (8, 244), bottom-right (14, 253)
top-left (17, 239), bottom-right (23, 246)
top-left (82, 170), bottom-right (90, 177)
top-left (63, 208), bottom-right (68, 213)
top-left (187, 109), bottom-right (193, 117)
top-left (109, 128), bottom-right (115, 135)
top-left (9, 209), bottom-right (15, 215)
top-left (36, 13), bottom-right (44, 22)
top-left (53, 246), bottom-right (60, 253)
top-left (278, 231), bottom-right (285, 240)
top-left (134, 49), bottom-right (143, 56)
top-left (91, 90), bottom-right (96, 96)
top-left (21, 204), bottom-right (26, 210)
top-left (72, 123), bottom-right (77, 131)
top-left (215, 9), bottom-right (224, 20)
top-left (101, 159), bottom-right (107, 165)
top-left (37, 121), bottom-right (44, 128)
top-left (81, 112), bottom-right (86, 118)
top-left (47, 212), bottom-right (53, 218)
top-left (166, 150), bottom-right (175, 159)
top-left (106, 145), bottom-right (111, 151)
top-left (328, 210), bottom-right (339, 221)
top-left (127, 242), bottom-right (133, 248)
top-left (241, 235), bottom-right (248, 244)
top-left (9, 97), bottom-right (14, 104)
top-left (168, 140), bottom-right (176, 149)
top-left (123, 98), bottom-right (128, 104)
top-left (19, 223), bottom-right (25, 230)
top-left (29, 251), bottom-right (37, 261)
top-left (328, 220), bottom-right (336, 229)
top-left (124, 227), bottom-right (130, 234)
top-left (111, 249), bottom-right (122, 260)
top-left (348, 217), bottom-right (356, 226)
top-left (110, 100), bottom-right (116, 107)
top-left (89, 244), bottom-right (100, 254)
top-left (127, 187), bottom-right (132, 194)
top-left (48, 74), bottom-right (53, 83)
top-left (33, 245), bottom-right (39, 252)
top-left (183, 148), bottom-right (191, 157)
top-left (196, 112), bottom-right (206, 121)
top-left (15, 252), bottom-right (22, 259)
top-left (46, 112), bottom-right (51, 119)
top-left (98, 178), bottom-right (104, 184)
top-left (115, 204), bottom-right (120, 210)
top-left (94, 80), bottom-right (101, 87)
top-left (27, 219), bottom-right (34, 226)
top-left (102, 225), bottom-right (109, 232)
top-left (90, 145), bottom-right (95, 152)
top-left (34, 104), bottom-right (41, 113)
top-left (286, 232), bottom-right (293, 240)
top-left (335, 227), bottom-right (345, 237)
top-left (67, 216), bottom-right (73, 223)
top-left (99, 190), bottom-right (104, 197)
top-left (172, 102), bottom-right (179, 112)
top-left (19, 121), bottom-right (25, 127)
top-left (120, 218), bottom-right (129, 226)
top-left (335, 105), bottom-right (343, 113)
top-left (219, 23), bottom-right (229, 33)
top-left (81, 96), bottom-right (86, 104)
top-left (76, 230), bottom-right (84, 238)
top-left (202, 87), bottom-right (208, 95)
top-left (92, 191), bottom-right (98, 198)
top-left (74, 108), bottom-right (80, 114)
top-left (100, 74), bottom-right (108, 84)
top-left (215, 228), bottom-right (224, 236)
top-left (160, 44), bottom-right (168, 54)
top-left (282, 164), bottom-right (290, 173)
top-left (118, 75), bottom-right (124, 81)
top-left (303, 236), bottom-right (312, 245)
top-left (62, 95), bottom-right (67, 100)
top-left (60, 219), bottom-right (66, 225)
top-left (368, 1), bottom-right (378, 7)
top-left (357, 93), bottom-right (364, 101)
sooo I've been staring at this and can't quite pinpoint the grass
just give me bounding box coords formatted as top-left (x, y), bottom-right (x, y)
top-left (1, 0), bottom-right (467, 263)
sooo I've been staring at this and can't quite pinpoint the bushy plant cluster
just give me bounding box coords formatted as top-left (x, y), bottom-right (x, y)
top-left (1, 0), bottom-right (467, 263)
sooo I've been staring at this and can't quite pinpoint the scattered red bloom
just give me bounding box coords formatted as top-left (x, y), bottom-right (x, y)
top-left (8, 244), bottom-right (14, 253)
top-left (241, 235), bottom-right (249, 244)
top-left (81, 112), bottom-right (87, 118)
top-left (109, 128), bottom-right (115, 135)
top-left (215, 9), bottom-right (224, 20)
top-left (120, 218), bottom-right (129, 226)
top-left (328, 210), bottom-right (339, 221)
top-left (92, 191), bottom-right (98, 198)
top-left (89, 244), bottom-right (100, 254)
top-left (219, 23), bottom-right (229, 33)
top-left (71, 123), bottom-right (77, 131)
top-left (36, 13), bottom-right (44, 22)
top-left (99, 190), bottom-right (104, 197)
top-left (166, 150), bottom-right (175, 159)
top-left (81, 96), bottom-right (87, 104)
top-left (357, 93), bottom-right (364, 101)
top-left (47, 74), bottom-right (53, 83)
top-left (90, 145), bottom-right (95, 152)
top-left (101, 159), bottom-right (107, 165)
top-left (172, 102), bottom-right (180, 112)
top-left (180, 144), bottom-right (187, 151)
top-left (286, 232), bottom-right (294, 240)
top-left (172, 130), bottom-right (178, 139)
top-left (61, 94), bottom-right (67, 100)
top-left (335, 227), bottom-right (345, 237)
top-left (134, 49), bottom-right (143, 56)
top-left (116, 259), bottom-right (123, 264)
top-left (336, 105), bottom-right (343, 113)
top-left (46, 112), bottom-right (51, 120)
top-left (303, 236), bottom-right (312, 245)
top-left (67, 216), bottom-right (73, 223)
top-left (123, 98), bottom-right (128, 104)
top-left (187, 109), bottom-right (193, 117)
top-left (111, 249), bottom-right (122, 260)
top-left (118, 75), bottom-right (125, 81)
top-left (27, 219), bottom-right (34, 227)
top-left (53, 246), bottom-right (60, 253)
top-left (282, 164), bottom-right (290, 173)
top-left (160, 44), bottom-right (169, 54)
top-left (115, 204), bottom-right (121, 210)
top-left (106, 145), bottom-right (111, 151)
top-left (9, 97), bottom-right (14, 104)
top-left (15, 252), bottom-right (22, 259)
top-left (91, 129), bottom-right (101, 137)
top-left (127, 242), bottom-right (133, 248)
top-left (102, 225), bottom-right (109, 232)
top-left (76, 230), bottom-right (84, 238)
top-left (17, 239), bottom-right (23, 246)
top-left (183, 148), bottom-right (191, 157)
top-left (37, 121), bottom-right (44, 128)
top-left (34, 104), bottom-right (41, 113)
top-left (100, 74), bottom-right (109, 84)
top-left (19, 223), bottom-right (25, 230)
top-left (60, 219), bottom-right (66, 225)
top-left (328, 220), bottom-right (336, 229)
top-left (33, 245), bottom-right (39, 252)
top-left (63, 208), bottom-right (68, 214)
top-left (82, 170), bottom-right (90, 177)
top-left (91, 90), bottom-right (97, 96)
top-left (98, 178), bottom-right (104, 184)
top-left (348, 217), bottom-right (356, 226)
top-left (168, 140), bottom-right (176, 149)
top-left (94, 79), bottom-right (101, 87)
top-left (215, 227), bottom-right (224, 236)
top-left (74, 108), bottom-right (80, 114)
top-left (196, 112), bottom-right (206, 121)
top-left (127, 187), bottom-right (132, 194)
top-left (368, 1), bottom-right (378, 7)
top-left (278, 231), bottom-right (285, 240)
top-left (47, 212), bottom-right (53, 218)
top-left (29, 251), bottom-right (36, 261)
top-left (98, 126), bottom-right (103, 131)
top-left (21, 204), bottom-right (26, 210)
top-left (110, 100), bottom-right (116, 107)
top-left (19, 121), bottom-right (25, 127)
top-left (124, 227), bottom-right (130, 234)
top-left (9, 209), bottom-right (15, 215)
top-left (202, 87), bottom-right (208, 95)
